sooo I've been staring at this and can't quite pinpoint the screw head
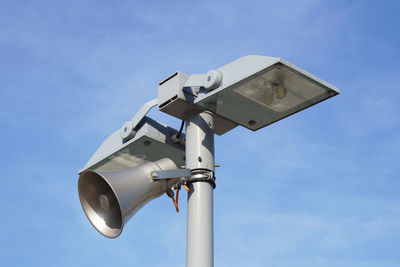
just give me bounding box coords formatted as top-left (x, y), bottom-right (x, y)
top-left (144, 140), bottom-right (151, 146)
top-left (248, 120), bottom-right (256, 126)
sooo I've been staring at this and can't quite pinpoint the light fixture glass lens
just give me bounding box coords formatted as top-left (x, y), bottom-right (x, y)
top-left (235, 66), bottom-right (327, 112)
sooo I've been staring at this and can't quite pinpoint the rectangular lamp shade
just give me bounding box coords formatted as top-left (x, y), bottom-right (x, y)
top-left (195, 56), bottom-right (339, 131)
top-left (79, 117), bottom-right (185, 173)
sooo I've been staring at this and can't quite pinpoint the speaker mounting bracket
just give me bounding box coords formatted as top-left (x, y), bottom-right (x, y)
top-left (151, 168), bottom-right (191, 180)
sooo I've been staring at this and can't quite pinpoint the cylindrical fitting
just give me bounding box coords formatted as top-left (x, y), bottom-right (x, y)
top-left (185, 112), bottom-right (215, 171)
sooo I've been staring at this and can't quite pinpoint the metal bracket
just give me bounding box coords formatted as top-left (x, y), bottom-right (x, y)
top-left (120, 98), bottom-right (158, 141)
top-left (183, 70), bottom-right (222, 91)
top-left (151, 168), bottom-right (192, 180)
top-left (151, 168), bottom-right (216, 188)
top-left (130, 98), bottom-right (158, 128)
top-left (187, 169), bottom-right (216, 189)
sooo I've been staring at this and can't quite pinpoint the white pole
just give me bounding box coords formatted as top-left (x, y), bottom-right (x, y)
top-left (185, 111), bottom-right (215, 267)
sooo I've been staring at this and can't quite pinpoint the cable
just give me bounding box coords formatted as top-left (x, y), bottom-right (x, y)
top-left (176, 120), bottom-right (185, 139)
top-left (172, 186), bottom-right (180, 213)
top-left (183, 184), bottom-right (190, 193)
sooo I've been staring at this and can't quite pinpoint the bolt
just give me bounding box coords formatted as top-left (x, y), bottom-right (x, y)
top-left (198, 156), bottom-right (202, 162)
top-left (144, 140), bottom-right (151, 146)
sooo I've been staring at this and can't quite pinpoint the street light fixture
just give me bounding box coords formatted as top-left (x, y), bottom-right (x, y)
top-left (158, 55), bottom-right (339, 132)
top-left (78, 55), bottom-right (339, 267)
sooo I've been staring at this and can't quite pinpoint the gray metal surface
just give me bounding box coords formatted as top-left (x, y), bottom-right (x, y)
top-left (184, 74), bottom-right (206, 87)
top-left (79, 116), bottom-right (185, 173)
top-left (78, 158), bottom-right (179, 238)
top-left (186, 112), bottom-right (215, 267)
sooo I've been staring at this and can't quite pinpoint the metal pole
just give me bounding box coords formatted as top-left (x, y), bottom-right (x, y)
top-left (185, 111), bottom-right (215, 267)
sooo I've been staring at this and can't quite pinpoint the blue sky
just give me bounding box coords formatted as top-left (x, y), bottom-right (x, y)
top-left (1, 0), bottom-right (399, 266)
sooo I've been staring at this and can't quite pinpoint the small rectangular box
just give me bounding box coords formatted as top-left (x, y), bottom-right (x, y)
top-left (158, 72), bottom-right (189, 109)
top-left (158, 71), bottom-right (204, 120)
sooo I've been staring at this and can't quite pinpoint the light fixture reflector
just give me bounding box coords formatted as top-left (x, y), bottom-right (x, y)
top-left (235, 65), bottom-right (329, 113)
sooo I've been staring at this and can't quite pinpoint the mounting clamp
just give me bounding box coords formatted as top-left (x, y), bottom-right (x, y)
top-left (187, 169), bottom-right (216, 189)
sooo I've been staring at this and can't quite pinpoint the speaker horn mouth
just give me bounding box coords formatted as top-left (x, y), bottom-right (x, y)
top-left (78, 171), bottom-right (123, 238)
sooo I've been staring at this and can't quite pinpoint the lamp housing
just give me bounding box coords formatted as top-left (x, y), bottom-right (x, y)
top-left (157, 55), bottom-right (339, 133)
